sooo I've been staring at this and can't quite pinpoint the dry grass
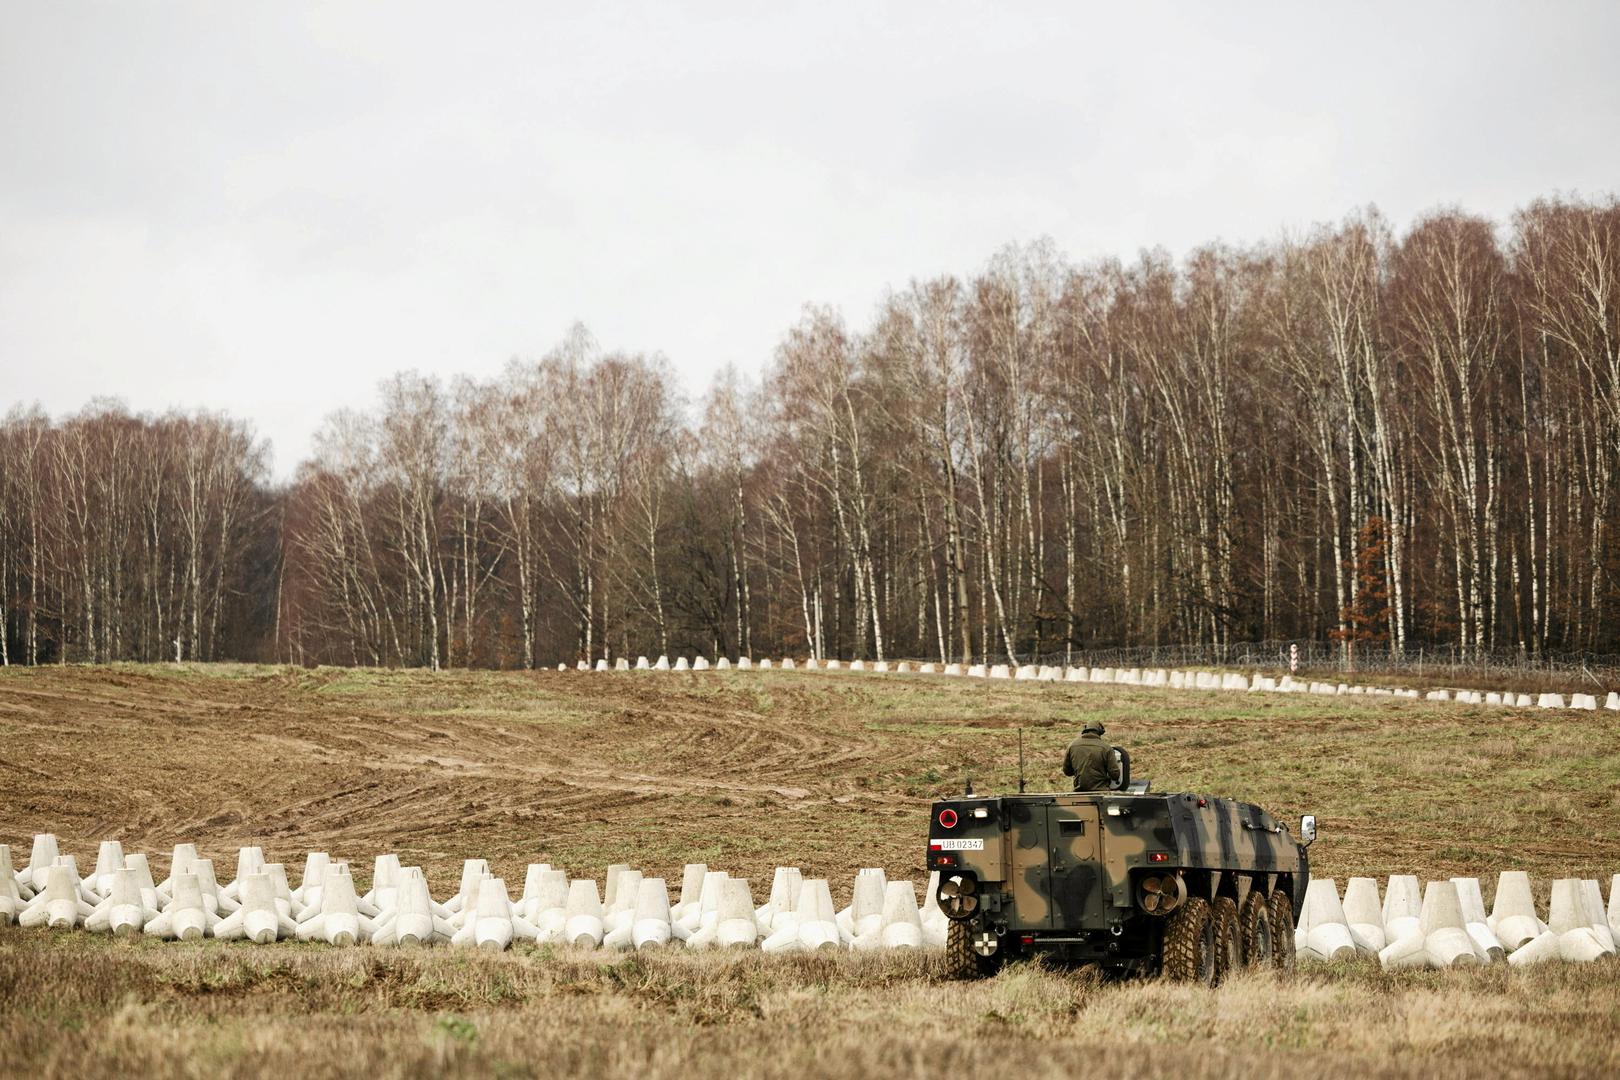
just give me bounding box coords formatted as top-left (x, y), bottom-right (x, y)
top-left (1, 936), bottom-right (1617, 1078)
top-left (1, 663), bottom-right (1618, 1077)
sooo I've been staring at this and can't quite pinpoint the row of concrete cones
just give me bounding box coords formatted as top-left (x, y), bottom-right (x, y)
top-left (1297, 872), bottom-right (1620, 968)
top-left (558, 655), bottom-right (1620, 711)
top-left (0, 835), bottom-right (949, 953)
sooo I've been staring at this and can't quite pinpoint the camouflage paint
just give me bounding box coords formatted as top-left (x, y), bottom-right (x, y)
top-left (928, 789), bottom-right (1309, 960)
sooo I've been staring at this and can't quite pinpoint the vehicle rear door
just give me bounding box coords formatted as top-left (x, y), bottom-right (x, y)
top-left (1046, 804), bottom-right (1104, 927)
top-left (1007, 798), bottom-right (1053, 929)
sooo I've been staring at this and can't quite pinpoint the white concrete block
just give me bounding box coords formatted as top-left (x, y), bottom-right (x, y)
top-left (86, 867), bottom-right (157, 938)
top-left (1418, 881), bottom-right (1481, 969)
top-left (1506, 930), bottom-right (1562, 966)
top-left (633, 877), bottom-right (672, 950)
top-left (879, 881), bottom-right (923, 949)
top-left (1488, 871), bottom-right (1543, 951)
top-left (1297, 878), bottom-right (1357, 962)
top-left (717, 878), bottom-right (758, 948)
top-left (1342, 877), bottom-right (1385, 954)
top-left (564, 879), bottom-right (605, 948)
top-left (1450, 877), bottom-right (1505, 961)
top-left (1382, 875), bottom-right (1422, 945)
top-left (1579, 880), bottom-right (1615, 953)
top-left (1378, 931), bottom-right (1430, 970)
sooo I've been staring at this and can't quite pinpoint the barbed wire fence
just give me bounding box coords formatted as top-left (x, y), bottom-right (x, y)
top-left (956, 640), bottom-right (1620, 691)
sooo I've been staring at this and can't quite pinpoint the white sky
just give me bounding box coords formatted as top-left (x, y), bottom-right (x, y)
top-left (3, 1), bottom-right (1618, 479)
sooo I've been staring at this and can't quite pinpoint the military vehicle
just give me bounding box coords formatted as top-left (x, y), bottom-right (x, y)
top-left (928, 757), bottom-right (1314, 983)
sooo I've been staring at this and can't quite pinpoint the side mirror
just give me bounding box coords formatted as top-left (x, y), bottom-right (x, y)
top-left (1107, 747), bottom-right (1132, 791)
top-left (1299, 815), bottom-right (1317, 846)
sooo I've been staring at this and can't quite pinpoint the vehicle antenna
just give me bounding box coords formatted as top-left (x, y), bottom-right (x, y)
top-left (1018, 727), bottom-right (1026, 793)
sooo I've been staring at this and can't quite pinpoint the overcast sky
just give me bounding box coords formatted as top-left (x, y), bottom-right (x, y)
top-left (3, 1), bottom-right (1618, 478)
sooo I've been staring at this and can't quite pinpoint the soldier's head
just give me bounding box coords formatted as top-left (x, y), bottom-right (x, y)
top-left (1081, 721), bottom-right (1106, 737)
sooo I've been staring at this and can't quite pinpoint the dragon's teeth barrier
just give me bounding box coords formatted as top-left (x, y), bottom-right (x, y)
top-left (7, 831), bottom-right (1614, 968)
top-left (559, 653), bottom-right (1615, 716)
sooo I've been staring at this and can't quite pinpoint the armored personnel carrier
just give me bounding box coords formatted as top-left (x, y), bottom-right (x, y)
top-left (928, 772), bottom-right (1314, 983)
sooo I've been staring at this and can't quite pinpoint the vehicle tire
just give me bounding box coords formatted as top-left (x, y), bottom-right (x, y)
top-left (1239, 891), bottom-right (1273, 969)
top-left (1162, 896), bottom-right (1214, 985)
top-left (1267, 890), bottom-right (1296, 973)
top-left (944, 919), bottom-right (1000, 980)
top-left (1211, 897), bottom-right (1242, 984)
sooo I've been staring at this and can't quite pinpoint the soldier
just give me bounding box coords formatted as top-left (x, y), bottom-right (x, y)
top-left (1062, 721), bottom-right (1122, 792)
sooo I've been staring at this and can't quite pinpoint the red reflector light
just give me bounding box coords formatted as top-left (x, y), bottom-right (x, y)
top-left (1149, 852), bottom-right (1170, 862)
top-left (936, 855), bottom-right (955, 867)
top-left (1020, 935), bottom-right (1034, 945)
top-left (938, 808), bottom-right (958, 828)
top-left (1197, 798), bottom-right (1207, 808)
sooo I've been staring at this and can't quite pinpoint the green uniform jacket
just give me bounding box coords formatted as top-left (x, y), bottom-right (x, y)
top-left (1062, 732), bottom-right (1120, 792)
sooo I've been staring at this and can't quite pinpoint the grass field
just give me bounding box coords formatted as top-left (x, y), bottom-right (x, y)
top-left (2, 664), bottom-right (1618, 1078)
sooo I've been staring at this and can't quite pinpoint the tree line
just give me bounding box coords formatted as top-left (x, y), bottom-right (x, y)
top-left (3, 195), bottom-right (1617, 668)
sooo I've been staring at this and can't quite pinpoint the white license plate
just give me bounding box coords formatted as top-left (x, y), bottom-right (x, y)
top-left (931, 838), bottom-right (984, 851)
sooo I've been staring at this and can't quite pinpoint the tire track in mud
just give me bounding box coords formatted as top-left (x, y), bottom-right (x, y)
top-left (0, 667), bottom-right (913, 892)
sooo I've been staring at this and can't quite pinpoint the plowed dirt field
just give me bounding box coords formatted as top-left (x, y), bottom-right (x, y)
top-left (2, 663), bottom-right (1617, 1079)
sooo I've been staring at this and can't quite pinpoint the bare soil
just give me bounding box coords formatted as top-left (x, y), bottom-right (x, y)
top-left (1, 664), bottom-right (1617, 1078)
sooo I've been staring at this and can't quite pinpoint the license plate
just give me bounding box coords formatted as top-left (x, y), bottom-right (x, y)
top-left (930, 838), bottom-right (984, 851)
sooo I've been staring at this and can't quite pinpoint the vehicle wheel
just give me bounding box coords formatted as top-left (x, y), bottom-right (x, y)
top-left (1211, 896), bottom-right (1242, 984)
top-left (944, 920), bottom-right (1000, 979)
top-left (1267, 890), bottom-right (1295, 973)
top-left (1239, 891), bottom-right (1273, 968)
top-left (1162, 896), bottom-right (1214, 985)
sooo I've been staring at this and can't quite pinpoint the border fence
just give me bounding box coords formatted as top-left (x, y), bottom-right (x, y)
top-left (999, 641), bottom-right (1620, 692)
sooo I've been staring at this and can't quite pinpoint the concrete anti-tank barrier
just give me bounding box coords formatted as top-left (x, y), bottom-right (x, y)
top-left (1296, 878), bottom-right (1358, 962)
